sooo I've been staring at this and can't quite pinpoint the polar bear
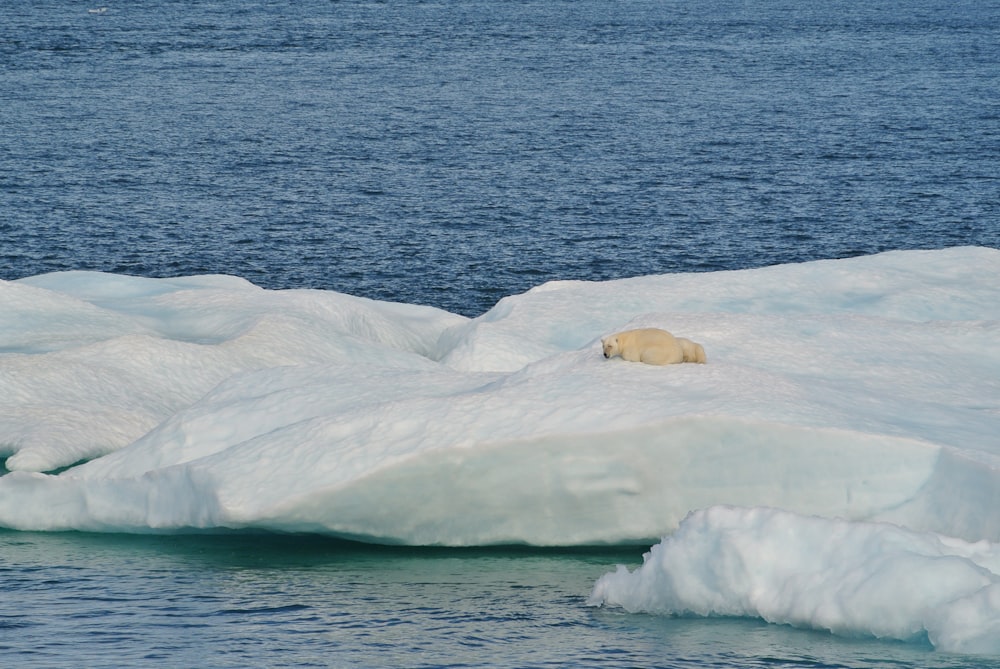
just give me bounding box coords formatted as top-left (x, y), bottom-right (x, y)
top-left (601, 328), bottom-right (706, 366)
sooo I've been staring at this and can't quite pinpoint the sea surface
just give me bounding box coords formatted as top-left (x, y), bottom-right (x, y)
top-left (4, 531), bottom-right (1000, 669)
top-left (2, 0), bottom-right (999, 666)
top-left (3, 0), bottom-right (998, 317)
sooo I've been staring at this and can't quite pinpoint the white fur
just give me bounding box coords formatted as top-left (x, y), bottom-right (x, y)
top-left (601, 328), bottom-right (706, 366)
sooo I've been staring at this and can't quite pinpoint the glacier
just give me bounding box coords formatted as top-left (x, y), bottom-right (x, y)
top-left (2, 246), bottom-right (999, 653)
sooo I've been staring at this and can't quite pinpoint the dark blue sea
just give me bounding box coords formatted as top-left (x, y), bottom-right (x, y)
top-left (3, 0), bottom-right (998, 317)
top-left (2, 0), bottom-right (999, 666)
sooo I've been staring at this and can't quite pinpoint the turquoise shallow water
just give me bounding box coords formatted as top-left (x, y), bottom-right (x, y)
top-left (4, 530), bottom-right (998, 668)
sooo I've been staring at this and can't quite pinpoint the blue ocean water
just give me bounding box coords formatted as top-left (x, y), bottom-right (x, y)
top-left (4, 530), bottom-right (999, 669)
top-left (2, 0), bottom-right (998, 316)
top-left (2, 0), bottom-right (999, 666)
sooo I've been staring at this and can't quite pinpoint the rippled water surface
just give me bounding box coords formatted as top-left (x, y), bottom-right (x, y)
top-left (5, 531), bottom-right (999, 668)
top-left (2, 0), bottom-right (997, 315)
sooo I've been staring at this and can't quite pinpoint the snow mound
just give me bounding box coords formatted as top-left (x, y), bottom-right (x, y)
top-left (589, 505), bottom-right (1000, 655)
top-left (0, 247), bottom-right (998, 549)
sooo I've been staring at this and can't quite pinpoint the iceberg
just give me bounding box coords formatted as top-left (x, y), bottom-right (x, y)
top-left (1, 246), bottom-right (999, 543)
top-left (588, 505), bottom-right (1000, 655)
top-left (3, 246), bottom-right (999, 651)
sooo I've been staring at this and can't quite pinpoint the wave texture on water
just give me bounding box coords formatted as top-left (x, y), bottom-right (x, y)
top-left (2, 0), bottom-right (998, 315)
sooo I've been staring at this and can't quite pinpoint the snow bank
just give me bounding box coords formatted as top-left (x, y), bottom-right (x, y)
top-left (0, 247), bottom-right (999, 547)
top-left (1, 272), bottom-right (463, 471)
top-left (3, 246), bottom-right (1000, 652)
top-left (588, 505), bottom-right (1000, 655)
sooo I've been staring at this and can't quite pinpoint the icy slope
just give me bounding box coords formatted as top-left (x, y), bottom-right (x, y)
top-left (0, 247), bottom-right (997, 546)
top-left (589, 505), bottom-right (1000, 655)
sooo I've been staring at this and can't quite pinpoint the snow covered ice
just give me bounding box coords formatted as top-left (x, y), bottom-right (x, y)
top-left (588, 506), bottom-right (1000, 655)
top-left (2, 247), bottom-right (1000, 653)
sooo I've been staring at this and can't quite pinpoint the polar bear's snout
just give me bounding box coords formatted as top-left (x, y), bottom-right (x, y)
top-left (601, 336), bottom-right (617, 359)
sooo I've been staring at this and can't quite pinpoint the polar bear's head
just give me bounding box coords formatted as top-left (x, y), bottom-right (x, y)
top-left (601, 335), bottom-right (620, 359)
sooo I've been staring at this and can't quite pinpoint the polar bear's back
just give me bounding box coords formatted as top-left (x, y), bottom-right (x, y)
top-left (616, 328), bottom-right (684, 365)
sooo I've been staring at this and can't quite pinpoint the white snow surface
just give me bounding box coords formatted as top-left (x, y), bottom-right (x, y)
top-left (588, 506), bottom-right (1000, 655)
top-left (2, 247), bottom-right (1000, 650)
